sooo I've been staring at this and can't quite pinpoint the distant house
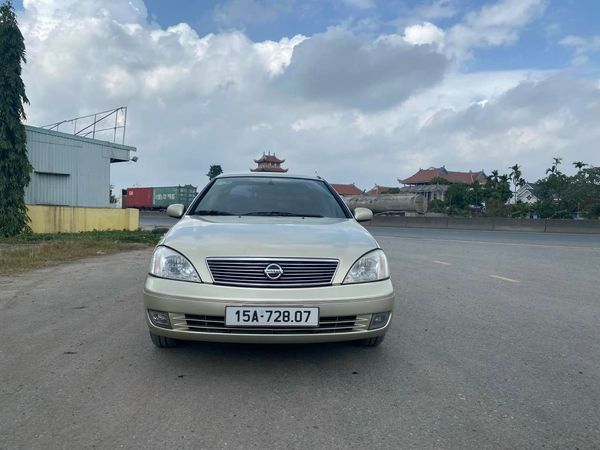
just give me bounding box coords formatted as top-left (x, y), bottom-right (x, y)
top-left (330, 183), bottom-right (364, 196)
top-left (366, 185), bottom-right (397, 195)
top-left (514, 183), bottom-right (539, 204)
top-left (251, 152), bottom-right (288, 173)
top-left (398, 166), bottom-right (487, 202)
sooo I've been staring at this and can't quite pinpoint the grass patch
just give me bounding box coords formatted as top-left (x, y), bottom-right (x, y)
top-left (0, 230), bottom-right (162, 275)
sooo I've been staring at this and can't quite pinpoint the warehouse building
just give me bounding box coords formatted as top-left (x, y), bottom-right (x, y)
top-left (24, 125), bottom-right (135, 207)
top-left (23, 125), bottom-right (139, 233)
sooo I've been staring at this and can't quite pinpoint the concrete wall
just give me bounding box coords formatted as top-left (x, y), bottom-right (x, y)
top-left (370, 216), bottom-right (600, 234)
top-left (27, 205), bottom-right (139, 233)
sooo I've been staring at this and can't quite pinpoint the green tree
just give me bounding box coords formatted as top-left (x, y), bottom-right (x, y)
top-left (508, 164), bottom-right (525, 202)
top-left (489, 170), bottom-right (500, 183)
top-left (445, 183), bottom-right (469, 211)
top-left (465, 180), bottom-right (484, 210)
top-left (532, 158), bottom-right (600, 219)
top-left (563, 164), bottom-right (600, 219)
top-left (207, 164), bottom-right (223, 180)
top-left (427, 198), bottom-right (446, 213)
top-left (546, 157), bottom-right (562, 175)
top-left (0, 0), bottom-right (32, 236)
top-left (534, 157), bottom-right (571, 218)
top-left (483, 172), bottom-right (512, 217)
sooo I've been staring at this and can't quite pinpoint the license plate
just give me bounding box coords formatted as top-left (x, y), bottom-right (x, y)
top-left (225, 306), bottom-right (319, 327)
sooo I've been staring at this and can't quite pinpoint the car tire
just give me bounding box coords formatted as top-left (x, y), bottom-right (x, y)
top-left (355, 335), bottom-right (385, 347)
top-left (150, 332), bottom-right (179, 348)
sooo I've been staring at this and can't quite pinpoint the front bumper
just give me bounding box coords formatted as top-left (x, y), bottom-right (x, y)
top-left (143, 277), bottom-right (395, 344)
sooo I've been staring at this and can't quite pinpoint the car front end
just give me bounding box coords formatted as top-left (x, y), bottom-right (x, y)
top-left (144, 275), bottom-right (393, 345)
top-left (143, 174), bottom-right (395, 348)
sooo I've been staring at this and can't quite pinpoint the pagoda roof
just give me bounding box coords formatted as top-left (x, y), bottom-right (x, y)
top-left (250, 166), bottom-right (289, 173)
top-left (254, 153), bottom-right (285, 164)
top-left (399, 166), bottom-right (486, 185)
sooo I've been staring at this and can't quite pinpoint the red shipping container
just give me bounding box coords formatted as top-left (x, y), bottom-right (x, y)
top-left (125, 187), bottom-right (153, 209)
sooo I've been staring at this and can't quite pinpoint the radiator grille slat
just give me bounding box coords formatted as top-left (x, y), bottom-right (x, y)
top-left (175, 314), bottom-right (367, 335)
top-left (206, 258), bottom-right (339, 288)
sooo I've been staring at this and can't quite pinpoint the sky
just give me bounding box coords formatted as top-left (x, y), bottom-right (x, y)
top-left (14, 0), bottom-right (600, 191)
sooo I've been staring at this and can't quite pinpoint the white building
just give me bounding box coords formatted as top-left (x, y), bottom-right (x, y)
top-left (512, 183), bottom-right (539, 204)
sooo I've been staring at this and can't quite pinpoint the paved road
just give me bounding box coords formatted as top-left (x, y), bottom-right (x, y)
top-left (1, 229), bottom-right (599, 449)
top-left (140, 211), bottom-right (179, 230)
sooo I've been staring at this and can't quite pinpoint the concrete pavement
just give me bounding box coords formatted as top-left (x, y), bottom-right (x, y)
top-left (1, 229), bottom-right (599, 449)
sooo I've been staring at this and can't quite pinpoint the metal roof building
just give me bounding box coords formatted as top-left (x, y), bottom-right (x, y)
top-left (24, 125), bottom-right (135, 207)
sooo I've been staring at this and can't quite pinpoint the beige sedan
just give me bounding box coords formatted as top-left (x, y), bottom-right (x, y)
top-left (143, 173), bottom-right (394, 348)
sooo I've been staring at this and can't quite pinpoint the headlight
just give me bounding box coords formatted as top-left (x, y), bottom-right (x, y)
top-left (343, 249), bottom-right (389, 284)
top-left (149, 246), bottom-right (201, 282)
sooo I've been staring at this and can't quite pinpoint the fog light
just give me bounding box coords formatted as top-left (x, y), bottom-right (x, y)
top-left (148, 310), bottom-right (171, 329)
top-left (369, 312), bottom-right (389, 330)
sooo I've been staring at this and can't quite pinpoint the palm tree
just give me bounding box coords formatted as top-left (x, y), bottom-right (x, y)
top-left (509, 164), bottom-right (525, 202)
top-left (546, 157), bottom-right (562, 175)
top-left (573, 161), bottom-right (588, 170)
top-left (488, 169), bottom-right (500, 183)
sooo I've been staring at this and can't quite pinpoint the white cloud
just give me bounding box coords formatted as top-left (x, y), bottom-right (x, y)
top-left (446, 0), bottom-right (547, 59)
top-left (17, 0), bottom-right (600, 192)
top-left (411, 75), bottom-right (600, 175)
top-left (277, 27), bottom-right (449, 110)
top-left (23, 0), bottom-right (147, 27)
top-left (254, 34), bottom-right (308, 76)
top-left (560, 34), bottom-right (600, 65)
top-left (291, 113), bottom-right (343, 132)
top-left (403, 22), bottom-right (445, 47)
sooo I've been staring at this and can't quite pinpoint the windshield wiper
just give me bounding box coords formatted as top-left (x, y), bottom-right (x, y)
top-left (244, 211), bottom-right (324, 217)
top-left (191, 210), bottom-right (234, 216)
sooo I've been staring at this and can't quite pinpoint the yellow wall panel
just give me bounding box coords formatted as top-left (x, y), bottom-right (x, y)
top-left (27, 206), bottom-right (139, 233)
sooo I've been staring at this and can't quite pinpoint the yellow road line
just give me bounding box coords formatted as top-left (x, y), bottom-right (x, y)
top-left (433, 260), bottom-right (451, 265)
top-left (490, 275), bottom-right (520, 283)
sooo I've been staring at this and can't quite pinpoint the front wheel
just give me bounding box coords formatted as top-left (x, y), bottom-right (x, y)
top-left (149, 332), bottom-right (179, 348)
top-left (354, 335), bottom-right (385, 347)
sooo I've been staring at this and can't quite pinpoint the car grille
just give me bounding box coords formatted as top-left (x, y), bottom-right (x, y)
top-left (171, 314), bottom-right (370, 334)
top-left (206, 258), bottom-right (339, 288)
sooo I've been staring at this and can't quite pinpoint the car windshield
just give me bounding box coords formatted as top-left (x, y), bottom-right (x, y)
top-left (191, 177), bottom-right (349, 218)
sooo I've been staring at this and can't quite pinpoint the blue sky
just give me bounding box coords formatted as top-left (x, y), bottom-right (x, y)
top-left (14, 0), bottom-right (600, 188)
top-left (16, 0), bottom-right (597, 71)
top-left (12, 0), bottom-right (600, 76)
top-left (137, 0), bottom-right (600, 72)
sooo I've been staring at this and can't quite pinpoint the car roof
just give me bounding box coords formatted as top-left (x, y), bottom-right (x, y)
top-left (215, 172), bottom-right (324, 182)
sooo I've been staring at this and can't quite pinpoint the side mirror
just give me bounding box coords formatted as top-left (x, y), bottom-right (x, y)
top-left (354, 207), bottom-right (373, 222)
top-left (166, 204), bottom-right (185, 219)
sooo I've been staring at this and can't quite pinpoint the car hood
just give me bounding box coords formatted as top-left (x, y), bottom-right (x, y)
top-left (160, 216), bottom-right (380, 284)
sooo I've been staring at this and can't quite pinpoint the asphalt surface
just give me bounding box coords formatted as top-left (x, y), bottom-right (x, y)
top-left (1, 226), bottom-right (599, 449)
top-left (139, 210), bottom-right (179, 230)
